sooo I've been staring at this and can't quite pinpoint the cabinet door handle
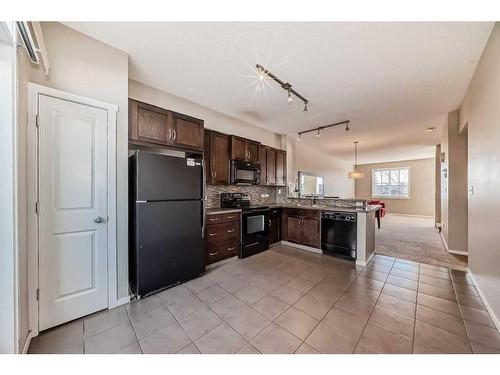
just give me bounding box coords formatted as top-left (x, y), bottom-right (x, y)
top-left (227, 247), bottom-right (235, 251)
top-left (227, 229), bottom-right (235, 233)
top-left (209, 251), bottom-right (218, 256)
top-left (269, 219), bottom-right (272, 227)
top-left (173, 129), bottom-right (177, 140)
top-left (168, 128), bottom-right (172, 139)
top-left (227, 216), bottom-right (234, 219)
top-left (209, 233), bottom-right (217, 237)
top-left (209, 217), bottom-right (218, 222)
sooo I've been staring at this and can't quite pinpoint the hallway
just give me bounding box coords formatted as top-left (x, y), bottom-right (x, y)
top-left (376, 215), bottom-right (468, 270)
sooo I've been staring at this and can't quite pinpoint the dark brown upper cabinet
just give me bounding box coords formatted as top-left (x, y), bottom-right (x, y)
top-left (259, 146), bottom-right (267, 184)
top-left (204, 129), bottom-right (230, 185)
top-left (171, 112), bottom-right (204, 151)
top-left (230, 135), bottom-right (260, 163)
top-left (275, 149), bottom-right (287, 187)
top-left (129, 99), bottom-right (171, 145)
top-left (129, 99), bottom-right (204, 152)
top-left (266, 148), bottom-right (277, 185)
top-left (259, 146), bottom-right (286, 187)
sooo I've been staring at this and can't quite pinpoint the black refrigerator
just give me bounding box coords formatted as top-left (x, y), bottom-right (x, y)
top-left (129, 151), bottom-right (205, 298)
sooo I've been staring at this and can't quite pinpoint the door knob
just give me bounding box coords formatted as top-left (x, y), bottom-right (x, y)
top-left (94, 216), bottom-right (105, 223)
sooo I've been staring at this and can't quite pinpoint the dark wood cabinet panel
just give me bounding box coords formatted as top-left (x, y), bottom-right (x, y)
top-left (267, 148), bottom-right (276, 185)
top-left (204, 130), bottom-right (212, 183)
top-left (230, 136), bottom-right (260, 162)
top-left (269, 208), bottom-right (281, 244)
top-left (171, 112), bottom-right (204, 151)
top-left (211, 132), bottom-right (230, 184)
top-left (129, 99), bottom-right (204, 152)
top-left (259, 146), bottom-right (267, 185)
top-left (282, 209), bottom-right (320, 248)
top-left (205, 214), bottom-right (241, 266)
top-left (230, 136), bottom-right (247, 161)
top-left (129, 99), bottom-right (170, 145)
top-left (286, 216), bottom-right (303, 244)
top-left (302, 218), bottom-right (320, 248)
top-left (247, 140), bottom-right (261, 163)
top-left (276, 149), bottom-right (286, 186)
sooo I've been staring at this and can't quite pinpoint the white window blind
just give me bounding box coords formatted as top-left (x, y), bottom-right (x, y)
top-left (372, 167), bottom-right (410, 198)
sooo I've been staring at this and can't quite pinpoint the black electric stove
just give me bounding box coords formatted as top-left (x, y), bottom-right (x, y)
top-left (221, 193), bottom-right (270, 258)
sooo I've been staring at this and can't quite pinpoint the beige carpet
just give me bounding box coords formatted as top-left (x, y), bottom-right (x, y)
top-left (375, 214), bottom-right (468, 271)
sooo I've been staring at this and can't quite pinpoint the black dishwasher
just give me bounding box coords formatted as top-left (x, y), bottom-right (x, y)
top-left (321, 211), bottom-right (357, 260)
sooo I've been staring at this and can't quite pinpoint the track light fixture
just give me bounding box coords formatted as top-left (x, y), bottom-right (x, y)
top-left (297, 120), bottom-right (351, 141)
top-left (256, 64), bottom-right (309, 112)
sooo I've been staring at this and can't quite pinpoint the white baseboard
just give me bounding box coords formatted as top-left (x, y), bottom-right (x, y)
top-left (112, 295), bottom-right (130, 308)
top-left (280, 241), bottom-right (322, 254)
top-left (356, 252), bottom-right (375, 267)
top-left (439, 232), bottom-right (469, 256)
top-left (467, 272), bottom-right (500, 332)
top-left (387, 213), bottom-right (434, 218)
top-left (21, 330), bottom-right (35, 354)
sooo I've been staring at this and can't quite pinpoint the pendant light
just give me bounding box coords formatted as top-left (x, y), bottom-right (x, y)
top-left (348, 141), bottom-right (365, 179)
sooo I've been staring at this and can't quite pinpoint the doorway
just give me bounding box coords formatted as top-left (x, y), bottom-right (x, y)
top-left (28, 84), bottom-right (119, 335)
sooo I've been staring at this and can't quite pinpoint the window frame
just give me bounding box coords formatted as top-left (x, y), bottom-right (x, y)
top-left (371, 166), bottom-right (411, 199)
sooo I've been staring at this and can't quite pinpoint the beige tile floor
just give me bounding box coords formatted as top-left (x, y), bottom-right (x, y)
top-left (28, 244), bottom-right (500, 354)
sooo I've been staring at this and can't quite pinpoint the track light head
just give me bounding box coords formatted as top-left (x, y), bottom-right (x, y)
top-left (298, 133), bottom-right (302, 141)
top-left (287, 89), bottom-right (293, 104)
top-left (345, 122), bottom-right (350, 132)
top-left (317, 129), bottom-right (321, 137)
top-left (303, 102), bottom-right (308, 113)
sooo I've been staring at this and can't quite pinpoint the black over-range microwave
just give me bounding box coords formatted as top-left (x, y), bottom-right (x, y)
top-left (230, 160), bottom-right (261, 185)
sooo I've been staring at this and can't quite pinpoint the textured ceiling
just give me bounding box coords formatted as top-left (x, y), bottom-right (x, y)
top-left (65, 22), bottom-right (493, 162)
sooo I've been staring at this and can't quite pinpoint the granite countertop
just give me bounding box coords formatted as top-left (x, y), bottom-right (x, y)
top-left (206, 205), bottom-right (380, 215)
top-left (268, 203), bottom-right (380, 213)
top-left (206, 208), bottom-right (242, 215)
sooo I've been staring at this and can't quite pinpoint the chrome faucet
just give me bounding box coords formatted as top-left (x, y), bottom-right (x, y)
top-left (310, 194), bottom-right (316, 206)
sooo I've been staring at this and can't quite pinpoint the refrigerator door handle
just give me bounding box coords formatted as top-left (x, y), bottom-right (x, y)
top-left (202, 160), bottom-right (206, 238)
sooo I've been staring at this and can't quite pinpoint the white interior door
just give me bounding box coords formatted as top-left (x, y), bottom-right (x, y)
top-left (38, 94), bottom-right (109, 331)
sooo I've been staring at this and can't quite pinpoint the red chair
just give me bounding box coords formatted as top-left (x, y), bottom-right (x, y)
top-left (368, 199), bottom-right (385, 229)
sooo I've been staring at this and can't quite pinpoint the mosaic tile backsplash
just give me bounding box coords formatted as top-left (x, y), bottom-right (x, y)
top-left (206, 184), bottom-right (366, 209)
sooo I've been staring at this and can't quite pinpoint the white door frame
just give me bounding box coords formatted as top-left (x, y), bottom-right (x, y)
top-left (27, 83), bottom-right (119, 337)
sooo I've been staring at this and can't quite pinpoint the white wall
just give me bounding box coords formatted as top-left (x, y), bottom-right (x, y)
top-left (459, 22), bottom-right (500, 323)
top-left (291, 141), bottom-right (355, 198)
top-left (0, 22), bottom-right (18, 354)
top-left (16, 22), bottom-right (130, 350)
top-left (355, 158), bottom-right (435, 216)
top-left (129, 79), bottom-right (282, 149)
top-left (440, 111), bottom-right (468, 253)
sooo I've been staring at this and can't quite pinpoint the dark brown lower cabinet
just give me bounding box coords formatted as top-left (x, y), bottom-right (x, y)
top-left (269, 208), bottom-right (281, 244)
top-left (283, 209), bottom-right (320, 248)
top-left (205, 213), bottom-right (241, 265)
top-left (302, 217), bottom-right (320, 248)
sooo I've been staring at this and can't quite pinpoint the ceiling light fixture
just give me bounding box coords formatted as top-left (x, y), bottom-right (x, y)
top-left (348, 141), bottom-right (365, 179)
top-left (297, 120), bottom-right (351, 140)
top-left (256, 64), bottom-right (309, 113)
top-left (425, 127), bottom-right (436, 132)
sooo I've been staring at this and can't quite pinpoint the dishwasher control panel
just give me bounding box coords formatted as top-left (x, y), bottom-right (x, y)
top-left (321, 212), bottom-right (357, 222)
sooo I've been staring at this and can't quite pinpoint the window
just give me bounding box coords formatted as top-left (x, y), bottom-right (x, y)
top-left (372, 167), bottom-right (410, 198)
